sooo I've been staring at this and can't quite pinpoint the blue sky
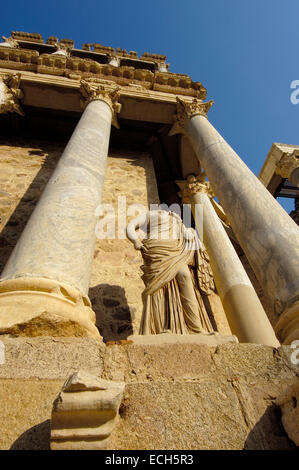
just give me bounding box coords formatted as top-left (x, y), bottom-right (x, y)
top-left (1, 0), bottom-right (298, 212)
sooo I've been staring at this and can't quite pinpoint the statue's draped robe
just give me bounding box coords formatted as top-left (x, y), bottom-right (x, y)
top-left (139, 212), bottom-right (214, 335)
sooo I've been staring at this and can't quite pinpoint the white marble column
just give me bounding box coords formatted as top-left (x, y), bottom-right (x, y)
top-left (178, 176), bottom-right (279, 346)
top-left (0, 81), bottom-right (121, 339)
top-left (170, 98), bottom-right (299, 344)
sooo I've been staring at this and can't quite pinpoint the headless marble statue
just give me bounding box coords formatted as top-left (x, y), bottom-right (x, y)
top-left (127, 210), bottom-right (216, 335)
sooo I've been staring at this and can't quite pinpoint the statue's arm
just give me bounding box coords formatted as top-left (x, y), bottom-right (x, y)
top-left (126, 211), bottom-right (148, 250)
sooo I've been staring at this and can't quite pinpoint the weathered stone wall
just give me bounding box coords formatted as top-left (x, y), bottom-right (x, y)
top-left (0, 337), bottom-right (297, 450)
top-left (0, 138), bottom-right (63, 274)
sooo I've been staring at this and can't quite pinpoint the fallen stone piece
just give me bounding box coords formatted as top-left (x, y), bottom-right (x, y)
top-left (276, 379), bottom-right (299, 446)
top-left (50, 371), bottom-right (125, 450)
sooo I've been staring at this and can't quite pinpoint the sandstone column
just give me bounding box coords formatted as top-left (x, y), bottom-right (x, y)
top-left (0, 81), bottom-right (121, 339)
top-left (178, 175), bottom-right (279, 346)
top-left (170, 98), bottom-right (299, 344)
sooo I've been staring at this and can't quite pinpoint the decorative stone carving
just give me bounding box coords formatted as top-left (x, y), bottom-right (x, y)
top-left (79, 79), bottom-right (121, 128)
top-left (178, 173), bottom-right (214, 203)
top-left (50, 371), bottom-right (125, 450)
top-left (108, 55), bottom-right (119, 67)
top-left (275, 150), bottom-right (299, 180)
top-left (0, 72), bottom-right (24, 115)
top-left (52, 42), bottom-right (71, 57)
top-left (169, 97), bottom-right (214, 136)
top-left (276, 379), bottom-right (299, 446)
top-left (0, 36), bottom-right (19, 48)
top-left (0, 277), bottom-right (100, 339)
top-left (127, 209), bottom-right (217, 335)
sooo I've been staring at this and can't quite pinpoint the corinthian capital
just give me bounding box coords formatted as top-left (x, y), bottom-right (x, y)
top-left (275, 150), bottom-right (299, 179)
top-left (169, 97), bottom-right (214, 136)
top-left (176, 174), bottom-right (214, 203)
top-left (0, 73), bottom-right (24, 116)
top-left (79, 80), bottom-right (122, 128)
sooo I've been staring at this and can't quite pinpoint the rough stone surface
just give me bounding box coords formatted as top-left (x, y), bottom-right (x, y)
top-left (0, 340), bottom-right (297, 450)
top-left (276, 379), bottom-right (299, 446)
top-left (0, 337), bottom-right (105, 379)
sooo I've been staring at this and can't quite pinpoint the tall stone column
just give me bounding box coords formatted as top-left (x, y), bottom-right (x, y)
top-left (178, 175), bottom-right (279, 346)
top-left (0, 81), bottom-right (121, 339)
top-left (170, 98), bottom-right (299, 344)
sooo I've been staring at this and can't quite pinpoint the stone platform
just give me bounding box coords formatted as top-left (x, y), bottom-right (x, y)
top-left (0, 336), bottom-right (297, 450)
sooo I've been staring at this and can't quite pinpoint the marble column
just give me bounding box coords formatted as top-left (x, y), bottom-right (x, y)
top-left (178, 176), bottom-right (279, 346)
top-left (170, 98), bottom-right (299, 344)
top-left (0, 81), bottom-right (121, 339)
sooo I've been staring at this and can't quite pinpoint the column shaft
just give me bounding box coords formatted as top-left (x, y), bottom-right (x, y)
top-left (192, 191), bottom-right (279, 346)
top-left (186, 114), bottom-right (299, 343)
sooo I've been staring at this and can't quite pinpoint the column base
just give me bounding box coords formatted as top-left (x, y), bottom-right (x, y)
top-left (0, 278), bottom-right (101, 340)
top-left (275, 300), bottom-right (299, 344)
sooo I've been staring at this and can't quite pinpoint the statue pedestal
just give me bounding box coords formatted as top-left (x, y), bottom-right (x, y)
top-left (126, 332), bottom-right (238, 347)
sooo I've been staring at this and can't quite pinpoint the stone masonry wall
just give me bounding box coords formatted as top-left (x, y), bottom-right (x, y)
top-left (0, 337), bottom-right (297, 450)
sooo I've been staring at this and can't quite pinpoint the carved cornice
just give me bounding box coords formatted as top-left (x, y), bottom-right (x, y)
top-left (0, 72), bottom-right (24, 115)
top-left (0, 31), bottom-right (207, 98)
top-left (275, 150), bottom-right (299, 179)
top-left (79, 79), bottom-right (121, 128)
top-left (169, 97), bottom-right (214, 135)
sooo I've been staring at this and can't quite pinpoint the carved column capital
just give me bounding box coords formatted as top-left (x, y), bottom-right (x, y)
top-left (169, 97), bottom-right (214, 136)
top-left (79, 80), bottom-right (122, 128)
top-left (1, 36), bottom-right (19, 48)
top-left (275, 150), bottom-right (299, 179)
top-left (176, 174), bottom-right (214, 203)
top-left (0, 73), bottom-right (24, 116)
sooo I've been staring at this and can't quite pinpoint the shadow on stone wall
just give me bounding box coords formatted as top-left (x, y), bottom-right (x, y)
top-left (89, 284), bottom-right (134, 342)
top-left (243, 404), bottom-right (297, 450)
top-left (0, 139), bottom-right (63, 273)
top-left (10, 420), bottom-right (50, 450)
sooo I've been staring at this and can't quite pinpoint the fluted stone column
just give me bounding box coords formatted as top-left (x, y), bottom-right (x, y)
top-left (178, 176), bottom-right (279, 346)
top-left (170, 98), bottom-right (299, 344)
top-left (0, 81), bottom-right (121, 339)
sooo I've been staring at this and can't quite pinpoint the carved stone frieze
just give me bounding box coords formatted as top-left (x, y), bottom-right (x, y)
top-left (0, 72), bottom-right (24, 115)
top-left (79, 79), bottom-right (121, 128)
top-left (275, 150), bottom-right (299, 179)
top-left (169, 97), bottom-right (214, 135)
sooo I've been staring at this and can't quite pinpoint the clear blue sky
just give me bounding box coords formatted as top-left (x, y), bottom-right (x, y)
top-left (1, 0), bottom-right (298, 212)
